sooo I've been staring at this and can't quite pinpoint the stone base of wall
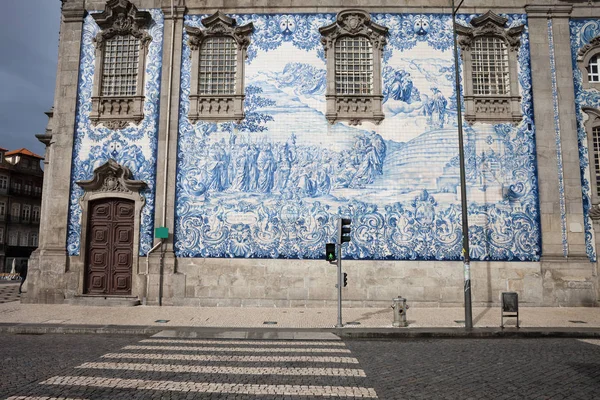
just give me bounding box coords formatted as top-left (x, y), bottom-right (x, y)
top-left (22, 253), bottom-right (599, 307)
top-left (139, 257), bottom-right (599, 307)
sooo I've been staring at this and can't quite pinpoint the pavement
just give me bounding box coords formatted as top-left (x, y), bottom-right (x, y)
top-left (1, 282), bottom-right (600, 338)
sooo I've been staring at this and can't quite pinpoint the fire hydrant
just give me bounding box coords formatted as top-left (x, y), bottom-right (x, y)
top-left (391, 296), bottom-right (409, 327)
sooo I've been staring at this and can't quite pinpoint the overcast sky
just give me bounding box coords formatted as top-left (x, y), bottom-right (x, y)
top-left (0, 0), bottom-right (61, 156)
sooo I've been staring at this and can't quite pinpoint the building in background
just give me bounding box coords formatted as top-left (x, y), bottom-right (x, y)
top-left (0, 147), bottom-right (43, 276)
top-left (25, 0), bottom-right (600, 307)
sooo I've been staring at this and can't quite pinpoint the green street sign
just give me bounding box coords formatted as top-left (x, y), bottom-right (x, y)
top-left (155, 227), bottom-right (169, 239)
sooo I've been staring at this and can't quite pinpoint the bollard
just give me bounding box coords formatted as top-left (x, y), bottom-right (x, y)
top-left (391, 296), bottom-right (409, 327)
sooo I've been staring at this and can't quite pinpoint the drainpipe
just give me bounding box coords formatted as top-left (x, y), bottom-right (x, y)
top-left (144, 240), bottom-right (162, 305)
top-left (157, 0), bottom-right (176, 306)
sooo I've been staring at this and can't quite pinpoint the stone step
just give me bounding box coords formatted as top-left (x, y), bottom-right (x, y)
top-left (68, 295), bottom-right (140, 307)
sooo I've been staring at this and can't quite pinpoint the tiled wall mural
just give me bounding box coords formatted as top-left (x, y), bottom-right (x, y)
top-left (570, 18), bottom-right (600, 261)
top-left (67, 10), bottom-right (164, 256)
top-left (175, 13), bottom-right (541, 261)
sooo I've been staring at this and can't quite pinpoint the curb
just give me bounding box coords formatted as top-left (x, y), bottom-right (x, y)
top-left (2, 323), bottom-right (600, 339)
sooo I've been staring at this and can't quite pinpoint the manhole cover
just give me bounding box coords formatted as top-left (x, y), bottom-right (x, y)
top-left (263, 321), bottom-right (278, 325)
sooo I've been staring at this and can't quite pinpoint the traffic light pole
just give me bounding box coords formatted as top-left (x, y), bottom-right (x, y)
top-left (336, 242), bottom-right (343, 328)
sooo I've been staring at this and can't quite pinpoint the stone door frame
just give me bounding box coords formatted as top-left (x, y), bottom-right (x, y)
top-left (76, 159), bottom-right (147, 297)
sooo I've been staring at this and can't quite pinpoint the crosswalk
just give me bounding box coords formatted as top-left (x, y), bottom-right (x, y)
top-left (7, 335), bottom-right (378, 399)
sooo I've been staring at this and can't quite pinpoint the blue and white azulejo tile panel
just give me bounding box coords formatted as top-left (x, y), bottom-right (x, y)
top-left (570, 18), bottom-right (600, 262)
top-left (175, 13), bottom-right (541, 261)
top-left (66, 10), bottom-right (164, 257)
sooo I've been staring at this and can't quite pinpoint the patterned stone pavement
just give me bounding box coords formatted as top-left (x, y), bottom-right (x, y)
top-left (0, 283), bottom-right (21, 304)
top-left (2, 333), bottom-right (600, 399)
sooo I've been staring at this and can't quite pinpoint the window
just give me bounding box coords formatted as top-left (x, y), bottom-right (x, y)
top-left (22, 159), bottom-right (29, 168)
top-left (185, 11), bottom-right (253, 122)
top-left (32, 206), bottom-right (40, 223)
top-left (199, 37), bottom-right (237, 95)
top-left (22, 205), bottom-right (30, 222)
top-left (30, 233), bottom-right (38, 247)
top-left (589, 55), bottom-right (599, 83)
top-left (12, 180), bottom-right (21, 193)
top-left (335, 37), bottom-right (373, 95)
top-left (34, 185), bottom-right (42, 196)
top-left (471, 37), bottom-right (510, 95)
top-left (24, 182), bottom-right (32, 196)
top-left (0, 175), bottom-right (7, 189)
top-left (89, 0), bottom-right (152, 129)
top-left (0, 228), bottom-right (3, 244)
top-left (19, 232), bottom-right (28, 247)
top-left (320, 10), bottom-right (388, 125)
top-left (101, 35), bottom-right (140, 97)
top-left (456, 11), bottom-right (523, 124)
top-left (0, 202), bottom-right (4, 216)
top-left (584, 108), bottom-right (600, 220)
top-left (11, 204), bottom-right (20, 220)
top-left (8, 232), bottom-right (17, 246)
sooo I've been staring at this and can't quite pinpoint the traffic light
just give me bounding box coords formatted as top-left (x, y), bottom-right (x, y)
top-left (343, 272), bottom-right (348, 287)
top-left (325, 243), bottom-right (336, 262)
top-left (338, 218), bottom-right (351, 244)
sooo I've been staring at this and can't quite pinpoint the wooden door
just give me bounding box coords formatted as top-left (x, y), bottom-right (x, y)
top-left (85, 198), bottom-right (134, 295)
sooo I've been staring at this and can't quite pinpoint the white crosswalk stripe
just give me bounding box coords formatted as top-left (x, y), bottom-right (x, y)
top-left (141, 338), bottom-right (346, 346)
top-left (102, 352), bottom-right (360, 363)
top-left (28, 336), bottom-right (378, 398)
top-left (77, 361), bottom-right (367, 376)
top-left (41, 376), bottom-right (378, 398)
top-left (123, 344), bottom-right (352, 353)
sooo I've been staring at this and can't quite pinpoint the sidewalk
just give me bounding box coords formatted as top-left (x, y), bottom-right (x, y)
top-left (1, 291), bottom-right (600, 338)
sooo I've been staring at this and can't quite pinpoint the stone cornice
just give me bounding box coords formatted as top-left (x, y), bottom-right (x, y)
top-left (524, 4), bottom-right (573, 18)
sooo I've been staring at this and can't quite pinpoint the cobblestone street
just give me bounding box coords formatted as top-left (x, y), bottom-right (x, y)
top-left (1, 333), bottom-right (600, 399)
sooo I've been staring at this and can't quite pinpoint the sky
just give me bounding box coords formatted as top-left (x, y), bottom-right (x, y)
top-left (0, 0), bottom-right (61, 157)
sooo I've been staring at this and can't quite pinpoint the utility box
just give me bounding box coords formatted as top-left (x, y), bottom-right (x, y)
top-left (392, 296), bottom-right (409, 327)
top-left (501, 292), bottom-right (519, 328)
top-left (155, 227), bottom-right (168, 239)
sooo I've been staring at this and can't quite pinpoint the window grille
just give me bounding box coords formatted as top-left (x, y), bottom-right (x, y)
top-left (199, 37), bottom-right (237, 95)
top-left (593, 126), bottom-right (600, 197)
top-left (101, 35), bottom-right (140, 97)
top-left (471, 37), bottom-right (510, 96)
top-left (589, 55), bottom-right (600, 83)
top-left (335, 36), bottom-right (373, 95)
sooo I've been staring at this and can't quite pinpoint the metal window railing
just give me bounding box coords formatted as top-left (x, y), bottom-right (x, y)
top-left (199, 37), bottom-right (237, 95)
top-left (334, 36), bottom-right (373, 95)
top-left (101, 35), bottom-right (140, 97)
top-left (471, 36), bottom-right (510, 96)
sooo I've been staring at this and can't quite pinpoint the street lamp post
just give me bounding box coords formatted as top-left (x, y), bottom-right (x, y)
top-left (451, 0), bottom-right (473, 330)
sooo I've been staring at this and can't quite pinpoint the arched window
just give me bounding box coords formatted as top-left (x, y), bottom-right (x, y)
top-left (320, 9), bottom-right (388, 125)
top-left (335, 36), bottom-right (373, 96)
top-left (589, 55), bottom-right (599, 83)
top-left (456, 11), bottom-right (524, 124)
top-left (186, 12), bottom-right (253, 122)
top-left (89, 0), bottom-right (152, 129)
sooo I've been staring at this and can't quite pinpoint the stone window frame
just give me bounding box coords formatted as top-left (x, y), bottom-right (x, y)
top-left (75, 159), bottom-right (147, 296)
top-left (577, 35), bottom-right (600, 90)
top-left (185, 11), bottom-right (254, 123)
top-left (89, 0), bottom-right (153, 130)
top-left (583, 108), bottom-right (600, 221)
top-left (320, 9), bottom-right (388, 126)
top-left (456, 11), bottom-right (524, 125)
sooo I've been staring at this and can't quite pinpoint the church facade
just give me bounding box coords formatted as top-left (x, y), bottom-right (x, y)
top-left (25, 0), bottom-right (600, 307)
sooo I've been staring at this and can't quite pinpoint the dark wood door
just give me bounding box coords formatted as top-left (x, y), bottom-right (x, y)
top-left (85, 198), bottom-right (134, 295)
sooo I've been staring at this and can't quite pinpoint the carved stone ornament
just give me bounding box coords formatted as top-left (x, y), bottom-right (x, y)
top-left (93, 0), bottom-right (152, 49)
top-left (185, 11), bottom-right (254, 52)
top-left (455, 11), bottom-right (524, 52)
top-left (578, 36), bottom-right (600, 62)
top-left (76, 159), bottom-right (147, 196)
top-left (319, 9), bottom-right (388, 53)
